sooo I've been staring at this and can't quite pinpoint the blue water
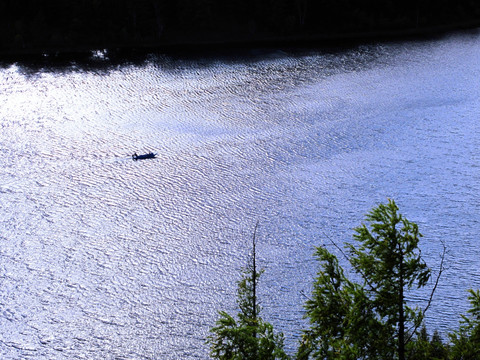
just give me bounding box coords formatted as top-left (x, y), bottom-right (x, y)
top-left (1, 30), bottom-right (480, 358)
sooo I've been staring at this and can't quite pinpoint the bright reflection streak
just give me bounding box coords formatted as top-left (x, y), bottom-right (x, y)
top-left (1, 32), bottom-right (480, 358)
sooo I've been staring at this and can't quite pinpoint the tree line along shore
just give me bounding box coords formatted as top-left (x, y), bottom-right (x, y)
top-left (2, 0), bottom-right (480, 56)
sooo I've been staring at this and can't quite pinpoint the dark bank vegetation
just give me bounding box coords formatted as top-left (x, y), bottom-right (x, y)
top-left (2, 0), bottom-right (480, 55)
top-left (209, 200), bottom-right (480, 359)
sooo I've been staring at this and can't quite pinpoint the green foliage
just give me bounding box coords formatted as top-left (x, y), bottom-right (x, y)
top-left (299, 200), bottom-right (434, 360)
top-left (207, 227), bottom-right (288, 360)
top-left (208, 309), bottom-right (288, 360)
top-left (207, 269), bottom-right (288, 359)
top-left (406, 327), bottom-right (449, 360)
top-left (207, 202), bottom-right (479, 359)
top-left (236, 267), bottom-right (262, 324)
top-left (349, 199), bottom-right (431, 359)
top-left (298, 247), bottom-right (386, 360)
top-left (449, 289), bottom-right (480, 359)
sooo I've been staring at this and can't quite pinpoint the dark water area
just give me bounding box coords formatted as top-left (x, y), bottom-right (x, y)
top-left (1, 31), bottom-right (480, 358)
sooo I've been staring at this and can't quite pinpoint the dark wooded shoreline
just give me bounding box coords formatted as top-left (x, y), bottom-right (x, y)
top-left (2, 0), bottom-right (480, 59)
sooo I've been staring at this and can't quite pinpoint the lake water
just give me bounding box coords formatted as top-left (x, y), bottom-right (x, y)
top-left (1, 31), bottom-right (480, 358)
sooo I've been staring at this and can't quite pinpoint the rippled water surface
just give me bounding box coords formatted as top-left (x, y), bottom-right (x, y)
top-left (1, 31), bottom-right (480, 358)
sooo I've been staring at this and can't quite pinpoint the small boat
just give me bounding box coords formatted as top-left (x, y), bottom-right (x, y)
top-left (132, 152), bottom-right (156, 161)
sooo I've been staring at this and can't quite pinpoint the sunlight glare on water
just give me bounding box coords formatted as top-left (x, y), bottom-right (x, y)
top-left (1, 31), bottom-right (480, 358)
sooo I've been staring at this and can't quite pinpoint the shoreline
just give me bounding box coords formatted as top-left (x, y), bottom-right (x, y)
top-left (1, 20), bottom-right (480, 60)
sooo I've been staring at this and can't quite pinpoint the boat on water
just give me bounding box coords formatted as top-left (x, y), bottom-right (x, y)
top-left (132, 152), bottom-right (156, 160)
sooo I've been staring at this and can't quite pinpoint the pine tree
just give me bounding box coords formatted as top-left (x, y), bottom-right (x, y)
top-left (207, 223), bottom-right (288, 360)
top-left (299, 200), bottom-right (443, 360)
top-left (450, 289), bottom-right (480, 359)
